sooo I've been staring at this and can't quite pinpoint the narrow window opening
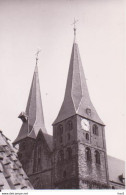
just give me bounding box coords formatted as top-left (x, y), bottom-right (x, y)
top-left (69, 121), bottom-right (73, 130)
top-left (86, 147), bottom-right (91, 161)
top-left (57, 124), bottom-right (63, 143)
top-left (66, 147), bottom-right (72, 160)
top-left (86, 133), bottom-right (89, 140)
top-left (58, 150), bottom-right (64, 162)
top-left (95, 150), bottom-right (100, 164)
top-left (67, 120), bottom-right (73, 131)
top-left (93, 124), bottom-right (98, 135)
top-left (59, 125), bottom-right (63, 134)
top-left (57, 124), bottom-right (63, 135)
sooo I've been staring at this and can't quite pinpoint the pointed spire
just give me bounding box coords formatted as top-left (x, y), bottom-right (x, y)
top-left (72, 18), bottom-right (78, 43)
top-left (53, 41), bottom-right (104, 125)
top-left (13, 62), bottom-right (47, 145)
top-left (35, 49), bottom-right (41, 66)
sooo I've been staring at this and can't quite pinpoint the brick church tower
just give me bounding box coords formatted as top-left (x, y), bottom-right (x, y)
top-left (13, 27), bottom-right (111, 189)
top-left (13, 62), bottom-right (53, 189)
top-left (52, 28), bottom-right (109, 189)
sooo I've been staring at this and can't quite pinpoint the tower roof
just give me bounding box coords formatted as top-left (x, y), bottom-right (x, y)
top-left (13, 65), bottom-right (47, 145)
top-left (53, 42), bottom-right (104, 125)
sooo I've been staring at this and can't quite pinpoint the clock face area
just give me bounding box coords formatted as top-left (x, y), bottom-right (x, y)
top-left (81, 118), bottom-right (90, 131)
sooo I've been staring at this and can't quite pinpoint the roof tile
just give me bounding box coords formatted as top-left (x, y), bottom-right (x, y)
top-left (0, 131), bottom-right (33, 189)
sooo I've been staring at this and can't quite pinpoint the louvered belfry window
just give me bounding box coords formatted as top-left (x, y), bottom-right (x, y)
top-left (92, 124), bottom-right (98, 135)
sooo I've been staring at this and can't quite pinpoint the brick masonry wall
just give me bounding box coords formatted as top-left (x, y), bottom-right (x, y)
top-left (18, 134), bottom-right (52, 189)
top-left (18, 138), bottom-right (35, 175)
top-left (33, 135), bottom-right (52, 173)
top-left (77, 115), bottom-right (105, 149)
top-left (53, 142), bottom-right (79, 189)
top-left (53, 115), bottom-right (109, 189)
top-left (54, 154), bottom-right (77, 182)
top-left (78, 143), bottom-right (108, 187)
top-left (77, 115), bottom-right (109, 188)
top-left (53, 116), bottom-right (79, 189)
top-left (29, 133), bottom-right (52, 189)
top-left (29, 170), bottom-right (52, 189)
top-left (53, 115), bottom-right (77, 149)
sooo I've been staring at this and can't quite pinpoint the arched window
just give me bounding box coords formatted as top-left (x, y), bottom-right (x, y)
top-left (67, 120), bottom-right (73, 131)
top-left (66, 147), bottom-right (72, 160)
top-left (95, 150), bottom-right (100, 164)
top-left (93, 124), bottom-right (98, 135)
top-left (85, 147), bottom-right (91, 161)
top-left (86, 133), bottom-right (89, 140)
top-left (57, 124), bottom-right (63, 143)
top-left (58, 124), bottom-right (63, 135)
top-left (58, 150), bottom-right (64, 162)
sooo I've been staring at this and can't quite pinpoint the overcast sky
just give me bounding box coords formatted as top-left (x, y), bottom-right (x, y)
top-left (0, 0), bottom-right (125, 160)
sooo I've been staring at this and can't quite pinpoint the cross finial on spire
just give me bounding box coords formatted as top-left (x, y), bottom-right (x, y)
top-left (72, 18), bottom-right (78, 42)
top-left (35, 49), bottom-right (41, 65)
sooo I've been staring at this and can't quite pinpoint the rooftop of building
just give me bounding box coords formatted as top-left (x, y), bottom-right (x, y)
top-left (107, 155), bottom-right (125, 186)
top-left (0, 130), bottom-right (33, 190)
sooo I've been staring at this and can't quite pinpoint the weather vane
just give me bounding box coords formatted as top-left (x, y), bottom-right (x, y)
top-left (35, 49), bottom-right (41, 65)
top-left (72, 18), bottom-right (78, 42)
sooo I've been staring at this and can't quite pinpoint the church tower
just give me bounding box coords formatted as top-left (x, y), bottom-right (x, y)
top-left (13, 57), bottom-right (53, 189)
top-left (52, 27), bottom-right (109, 189)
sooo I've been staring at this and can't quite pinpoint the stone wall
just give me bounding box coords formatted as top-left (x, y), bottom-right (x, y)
top-left (53, 115), bottom-right (77, 149)
top-left (33, 134), bottom-right (52, 173)
top-left (77, 115), bottom-right (109, 189)
top-left (18, 138), bottom-right (35, 175)
top-left (78, 143), bottom-right (108, 183)
top-left (18, 133), bottom-right (52, 189)
top-left (29, 170), bottom-right (52, 189)
top-left (53, 116), bottom-right (79, 189)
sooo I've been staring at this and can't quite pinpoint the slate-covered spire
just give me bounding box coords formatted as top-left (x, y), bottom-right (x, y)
top-left (13, 64), bottom-right (47, 145)
top-left (53, 39), bottom-right (104, 125)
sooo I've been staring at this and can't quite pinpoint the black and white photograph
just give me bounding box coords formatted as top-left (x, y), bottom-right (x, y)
top-left (0, 0), bottom-right (125, 192)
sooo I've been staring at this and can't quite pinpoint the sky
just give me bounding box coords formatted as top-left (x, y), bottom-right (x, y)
top-left (0, 0), bottom-right (125, 160)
